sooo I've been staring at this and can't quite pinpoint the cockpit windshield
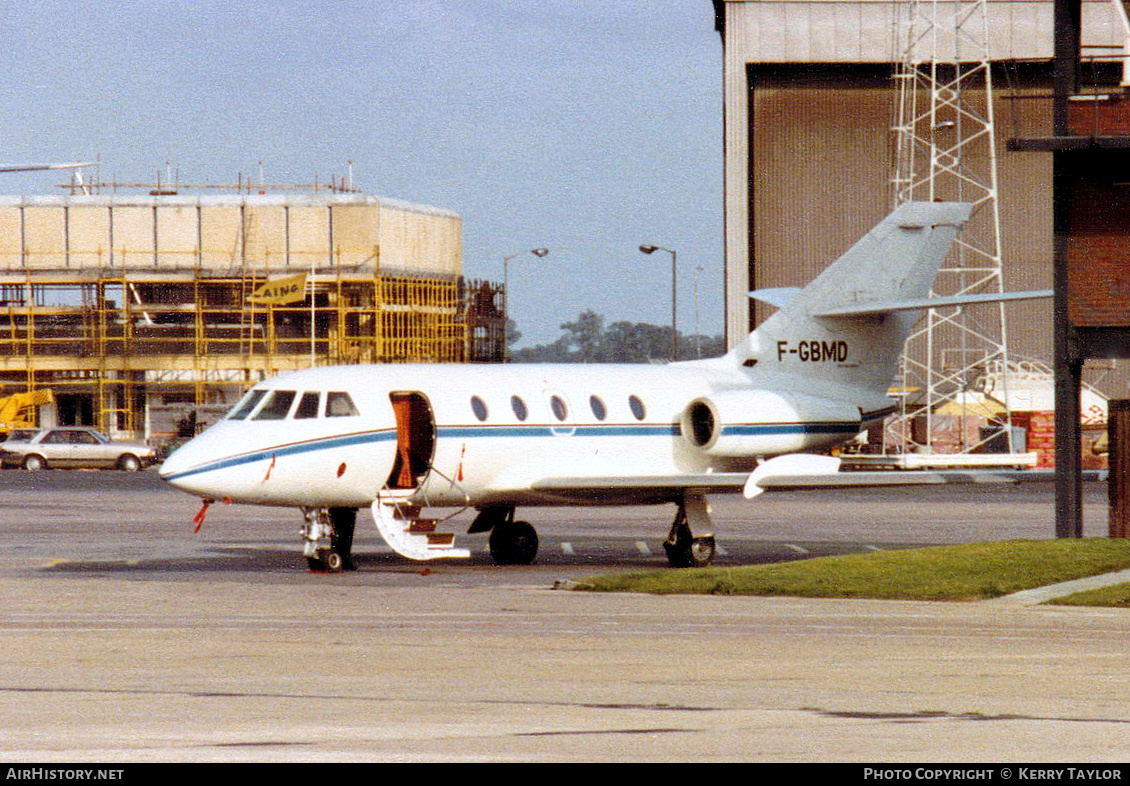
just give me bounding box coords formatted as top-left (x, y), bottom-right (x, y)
top-left (326, 391), bottom-right (359, 417)
top-left (294, 391), bottom-right (321, 419)
top-left (253, 390), bottom-right (297, 420)
top-left (225, 388), bottom-right (360, 421)
top-left (227, 389), bottom-right (267, 420)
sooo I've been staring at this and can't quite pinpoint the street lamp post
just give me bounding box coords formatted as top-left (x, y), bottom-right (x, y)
top-left (638, 244), bottom-right (677, 361)
top-left (694, 265), bottom-right (704, 359)
top-left (502, 247), bottom-right (549, 361)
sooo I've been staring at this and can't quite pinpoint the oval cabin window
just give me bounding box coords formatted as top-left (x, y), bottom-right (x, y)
top-left (589, 395), bottom-right (607, 421)
top-left (550, 395), bottom-right (568, 422)
top-left (511, 395), bottom-right (528, 422)
top-left (471, 396), bottom-right (489, 422)
top-left (629, 395), bottom-right (646, 421)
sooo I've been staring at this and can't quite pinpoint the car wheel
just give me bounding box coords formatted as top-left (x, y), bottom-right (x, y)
top-left (23, 455), bottom-right (46, 471)
top-left (118, 454), bottom-right (142, 472)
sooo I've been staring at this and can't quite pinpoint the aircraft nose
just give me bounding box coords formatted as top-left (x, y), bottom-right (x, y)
top-left (158, 440), bottom-right (192, 480)
top-left (158, 434), bottom-right (214, 492)
top-left (158, 450), bottom-right (194, 490)
top-left (158, 452), bottom-right (183, 481)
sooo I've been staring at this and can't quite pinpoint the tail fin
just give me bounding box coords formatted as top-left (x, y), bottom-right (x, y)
top-left (741, 201), bottom-right (973, 398)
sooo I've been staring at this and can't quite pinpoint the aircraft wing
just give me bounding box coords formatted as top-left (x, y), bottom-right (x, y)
top-left (530, 473), bottom-right (749, 503)
top-left (528, 458), bottom-right (1056, 505)
top-left (754, 470), bottom-right (1023, 489)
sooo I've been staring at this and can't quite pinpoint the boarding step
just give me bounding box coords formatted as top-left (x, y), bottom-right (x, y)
top-left (371, 492), bottom-right (469, 562)
top-left (407, 518), bottom-right (458, 547)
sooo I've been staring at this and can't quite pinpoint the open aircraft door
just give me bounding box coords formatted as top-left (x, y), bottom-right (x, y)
top-left (387, 391), bottom-right (436, 490)
top-left (371, 391), bottom-right (469, 562)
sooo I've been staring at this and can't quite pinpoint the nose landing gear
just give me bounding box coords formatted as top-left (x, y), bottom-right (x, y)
top-left (302, 507), bottom-right (357, 572)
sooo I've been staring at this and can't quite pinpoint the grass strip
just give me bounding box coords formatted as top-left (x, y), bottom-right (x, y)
top-left (570, 539), bottom-right (1130, 601)
top-left (1048, 582), bottom-right (1130, 607)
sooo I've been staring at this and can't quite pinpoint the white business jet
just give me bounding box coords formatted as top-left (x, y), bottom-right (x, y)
top-left (159, 201), bottom-right (1047, 571)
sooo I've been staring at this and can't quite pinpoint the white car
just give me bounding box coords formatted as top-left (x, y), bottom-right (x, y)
top-left (0, 427), bottom-right (157, 471)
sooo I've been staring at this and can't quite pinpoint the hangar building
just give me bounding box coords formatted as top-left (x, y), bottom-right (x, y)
top-left (714, 0), bottom-right (1127, 390)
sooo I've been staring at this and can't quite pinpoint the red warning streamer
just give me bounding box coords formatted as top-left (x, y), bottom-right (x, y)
top-left (192, 499), bottom-right (212, 533)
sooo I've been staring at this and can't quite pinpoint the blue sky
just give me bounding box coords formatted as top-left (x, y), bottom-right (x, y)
top-left (1, 1), bottom-right (723, 347)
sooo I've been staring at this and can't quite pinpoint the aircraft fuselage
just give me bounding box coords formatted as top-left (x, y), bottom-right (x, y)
top-left (159, 360), bottom-right (865, 510)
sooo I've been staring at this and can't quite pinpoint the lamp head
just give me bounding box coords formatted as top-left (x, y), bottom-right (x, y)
top-left (532, 248), bottom-right (549, 258)
top-left (639, 245), bottom-right (658, 254)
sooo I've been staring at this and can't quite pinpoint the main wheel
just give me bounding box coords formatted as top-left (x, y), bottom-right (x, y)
top-left (118, 454), bottom-right (142, 472)
top-left (489, 520), bottom-right (539, 565)
top-left (664, 534), bottom-right (716, 568)
top-left (23, 454), bottom-right (46, 471)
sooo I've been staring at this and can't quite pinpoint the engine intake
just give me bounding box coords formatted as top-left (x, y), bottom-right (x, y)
top-left (680, 390), bottom-right (861, 458)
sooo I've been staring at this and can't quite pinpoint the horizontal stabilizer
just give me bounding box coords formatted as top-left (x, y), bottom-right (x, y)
top-left (815, 289), bottom-right (1052, 319)
top-left (748, 287), bottom-right (802, 309)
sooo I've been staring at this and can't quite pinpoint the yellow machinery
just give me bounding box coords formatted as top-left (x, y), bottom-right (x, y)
top-left (0, 389), bottom-right (54, 436)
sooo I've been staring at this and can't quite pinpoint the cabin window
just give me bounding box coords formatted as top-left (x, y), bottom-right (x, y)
top-left (589, 395), bottom-right (607, 421)
top-left (550, 395), bottom-right (568, 422)
top-left (228, 389), bottom-right (266, 420)
top-left (326, 391), bottom-right (360, 417)
top-left (253, 390), bottom-right (296, 420)
top-left (470, 396), bottom-right (488, 421)
top-left (629, 395), bottom-right (647, 421)
top-left (511, 395), bottom-right (528, 422)
top-left (294, 391), bottom-right (321, 419)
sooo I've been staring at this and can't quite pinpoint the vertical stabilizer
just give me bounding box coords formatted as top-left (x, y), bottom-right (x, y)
top-left (743, 202), bottom-right (972, 398)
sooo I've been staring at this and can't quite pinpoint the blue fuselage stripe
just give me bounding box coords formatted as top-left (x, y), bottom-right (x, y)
top-left (162, 420), bottom-right (860, 481)
top-left (163, 429), bottom-right (395, 481)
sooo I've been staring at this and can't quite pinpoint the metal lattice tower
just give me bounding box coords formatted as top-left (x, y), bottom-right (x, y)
top-left (886, 0), bottom-right (1013, 458)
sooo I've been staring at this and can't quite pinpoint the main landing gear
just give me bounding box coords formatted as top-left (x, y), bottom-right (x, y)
top-left (664, 494), bottom-right (716, 568)
top-left (471, 506), bottom-right (539, 566)
top-left (300, 496), bottom-right (716, 571)
top-left (470, 496), bottom-right (716, 569)
top-left (302, 507), bottom-right (357, 572)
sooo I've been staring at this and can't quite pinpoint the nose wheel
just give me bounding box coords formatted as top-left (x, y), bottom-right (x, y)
top-left (308, 549), bottom-right (345, 573)
top-left (302, 507), bottom-right (357, 572)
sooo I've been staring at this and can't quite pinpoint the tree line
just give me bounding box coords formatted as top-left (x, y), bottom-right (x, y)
top-left (508, 310), bottom-right (727, 363)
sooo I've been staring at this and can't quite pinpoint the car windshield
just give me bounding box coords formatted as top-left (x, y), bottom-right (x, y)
top-left (4, 429), bottom-right (39, 443)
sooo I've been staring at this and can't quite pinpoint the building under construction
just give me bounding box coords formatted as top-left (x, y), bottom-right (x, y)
top-left (0, 182), bottom-right (504, 443)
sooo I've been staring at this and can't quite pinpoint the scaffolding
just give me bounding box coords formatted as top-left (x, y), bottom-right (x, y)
top-left (0, 271), bottom-right (504, 439)
top-left (0, 187), bottom-right (504, 441)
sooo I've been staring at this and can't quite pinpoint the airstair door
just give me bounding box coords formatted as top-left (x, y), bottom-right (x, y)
top-left (386, 392), bottom-right (435, 490)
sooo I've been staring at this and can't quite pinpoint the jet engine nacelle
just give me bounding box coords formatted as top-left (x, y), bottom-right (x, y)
top-left (680, 390), bottom-right (861, 458)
